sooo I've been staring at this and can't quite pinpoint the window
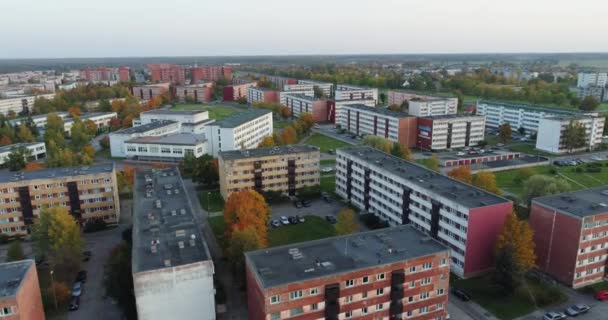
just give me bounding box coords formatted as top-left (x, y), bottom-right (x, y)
top-left (407, 311), bottom-right (413, 317)
top-left (376, 288), bottom-right (384, 296)
top-left (421, 277), bottom-right (431, 285)
top-left (345, 311), bottom-right (353, 318)
top-left (376, 304), bottom-right (384, 311)
top-left (410, 280), bottom-right (415, 288)
top-left (290, 307), bottom-right (303, 317)
top-left (420, 292), bottom-right (430, 300)
top-left (420, 306), bottom-right (429, 314)
top-left (311, 303), bottom-right (318, 311)
top-left (437, 288), bottom-right (444, 295)
top-left (309, 288), bottom-right (318, 295)
top-left (289, 290), bottom-right (302, 300)
top-left (376, 273), bottom-right (385, 280)
top-left (408, 296), bottom-right (414, 302)
top-left (345, 279), bottom-right (355, 287)
top-left (270, 295), bottom-right (280, 304)
top-left (270, 313), bottom-right (280, 320)
top-left (362, 307), bottom-right (368, 314)
top-left (362, 276), bottom-right (369, 283)
top-left (345, 295), bottom-right (353, 303)
top-left (0, 307), bottom-right (15, 316)
top-left (362, 291), bottom-right (368, 299)
top-left (437, 303), bottom-right (444, 310)
top-left (409, 266), bottom-right (417, 273)
top-left (422, 262), bottom-right (433, 270)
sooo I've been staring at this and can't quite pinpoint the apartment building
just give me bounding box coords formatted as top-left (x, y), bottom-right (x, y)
top-left (336, 147), bottom-right (513, 277)
top-left (283, 94), bottom-right (328, 122)
top-left (0, 163), bottom-right (120, 236)
top-left (123, 134), bottom-right (208, 162)
top-left (109, 121), bottom-right (181, 157)
top-left (176, 83), bottom-right (214, 103)
top-left (0, 94), bottom-right (56, 116)
top-left (63, 112), bottom-right (118, 135)
top-left (132, 83), bottom-right (171, 101)
top-left (417, 114), bottom-right (486, 151)
top-left (571, 86), bottom-right (607, 103)
top-left (248, 87), bottom-right (279, 104)
top-left (218, 145), bottom-right (320, 199)
top-left (335, 104), bottom-right (418, 147)
top-left (223, 82), bottom-right (258, 102)
top-left (279, 86), bottom-right (314, 105)
top-left (132, 167), bottom-right (215, 320)
top-left (0, 142), bottom-right (46, 166)
top-left (9, 112), bottom-right (69, 129)
top-left (530, 186), bottom-right (608, 288)
top-left (266, 75), bottom-right (297, 89)
top-left (190, 65), bottom-right (231, 83)
top-left (205, 109), bottom-right (273, 156)
top-left (135, 109), bottom-right (212, 134)
top-left (577, 72), bottom-right (608, 88)
top-left (79, 67), bottom-right (130, 83)
top-left (536, 115), bottom-right (605, 154)
top-left (387, 91), bottom-right (458, 117)
top-left (147, 64), bottom-right (185, 84)
top-left (476, 100), bottom-right (589, 133)
top-left (0, 260), bottom-right (45, 320)
top-left (335, 85), bottom-right (378, 105)
top-left (297, 80), bottom-right (334, 97)
top-left (245, 225), bottom-right (450, 320)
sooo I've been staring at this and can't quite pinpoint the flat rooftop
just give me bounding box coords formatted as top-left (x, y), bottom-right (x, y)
top-left (544, 114), bottom-right (596, 121)
top-left (420, 114), bottom-right (484, 120)
top-left (0, 163), bottom-right (114, 184)
top-left (533, 186), bottom-right (608, 218)
top-left (341, 104), bottom-right (412, 118)
top-left (246, 225), bottom-right (447, 289)
top-left (389, 90), bottom-right (455, 101)
top-left (478, 100), bottom-right (585, 116)
top-left (141, 109), bottom-right (208, 116)
top-left (283, 93), bottom-right (323, 101)
top-left (214, 109), bottom-right (271, 128)
top-left (219, 144), bottom-right (319, 161)
top-left (0, 142), bottom-right (44, 154)
top-left (0, 260), bottom-right (34, 298)
top-left (111, 120), bottom-right (177, 135)
top-left (126, 133), bottom-right (206, 146)
top-left (132, 167), bottom-right (211, 273)
top-left (339, 147), bottom-right (510, 208)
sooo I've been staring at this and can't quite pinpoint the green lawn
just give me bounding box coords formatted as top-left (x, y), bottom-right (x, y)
top-left (508, 144), bottom-right (555, 157)
top-left (207, 216), bottom-right (226, 245)
top-left (268, 215), bottom-right (336, 247)
top-left (451, 275), bottom-right (567, 319)
top-left (199, 191), bottom-right (225, 212)
top-left (274, 120), bottom-right (290, 129)
top-left (171, 104), bottom-right (243, 120)
top-left (320, 159), bottom-right (336, 165)
top-left (171, 104), bottom-right (204, 110)
top-left (321, 175), bottom-right (336, 194)
top-left (306, 133), bottom-right (351, 153)
top-left (598, 103), bottom-right (608, 113)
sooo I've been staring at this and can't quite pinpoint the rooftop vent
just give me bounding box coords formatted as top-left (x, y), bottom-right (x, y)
top-left (171, 210), bottom-right (177, 216)
top-left (180, 209), bottom-right (186, 215)
top-left (164, 259), bottom-right (171, 267)
top-left (304, 267), bottom-right (315, 273)
top-left (175, 230), bottom-right (186, 237)
top-left (259, 267), bottom-right (273, 277)
top-left (178, 241), bottom-right (185, 249)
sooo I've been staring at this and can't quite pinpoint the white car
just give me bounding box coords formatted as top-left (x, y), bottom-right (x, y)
top-left (590, 156), bottom-right (603, 161)
top-left (456, 152), bottom-right (465, 156)
top-left (565, 304), bottom-right (590, 316)
top-left (321, 167), bottom-right (334, 173)
top-left (542, 311), bottom-right (566, 320)
top-left (280, 216), bottom-right (290, 225)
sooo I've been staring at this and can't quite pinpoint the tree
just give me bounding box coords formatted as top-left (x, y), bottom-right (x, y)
top-left (191, 155), bottom-right (219, 185)
top-left (0, 136), bottom-right (12, 146)
top-left (68, 106), bottom-right (81, 117)
top-left (227, 226), bottom-right (262, 270)
top-left (448, 166), bottom-right (472, 184)
top-left (82, 144), bottom-right (96, 159)
top-left (426, 155), bottom-right (440, 172)
top-left (493, 244), bottom-right (521, 295)
top-left (279, 106), bottom-right (291, 119)
top-left (514, 167), bottom-right (535, 183)
top-left (562, 120), bottom-right (587, 152)
top-left (6, 241), bottom-right (25, 262)
top-left (104, 242), bottom-right (137, 320)
top-left (498, 123), bottom-right (512, 144)
top-left (362, 135), bottom-right (392, 153)
top-left (24, 162), bottom-right (45, 171)
top-left (518, 126), bottom-right (526, 136)
top-left (70, 119), bottom-right (92, 151)
top-left (44, 114), bottom-right (65, 148)
top-left (16, 124), bottom-right (35, 142)
top-left (258, 136), bottom-right (276, 148)
top-left (521, 175), bottom-right (570, 205)
top-left (313, 85), bottom-right (325, 99)
top-left (387, 104), bottom-right (401, 112)
top-left (84, 119), bottom-right (98, 136)
top-left (298, 113), bottom-right (315, 133)
top-left (379, 92), bottom-right (387, 104)
top-left (580, 95), bottom-right (600, 111)
top-left (6, 146), bottom-right (31, 171)
top-left (390, 142), bottom-right (411, 161)
top-left (496, 212), bottom-right (536, 273)
top-left (223, 190), bottom-right (271, 247)
top-left (45, 281), bottom-right (71, 308)
top-left (280, 126), bottom-right (298, 144)
top-left (472, 170), bottom-right (500, 194)
top-left (336, 208), bottom-right (359, 235)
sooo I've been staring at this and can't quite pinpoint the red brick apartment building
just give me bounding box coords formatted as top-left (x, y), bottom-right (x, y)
top-left (223, 82), bottom-right (258, 102)
top-left (131, 83), bottom-right (171, 101)
top-left (176, 83), bottom-right (214, 103)
top-left (530, 186), bottom-right (608, 288)
top-left (248, 87), bottom-right (279, 104)
top-left (191, 65), bottom-right (232, 83)
top-left (79, 67), bottom-right (130, 83)
top-left (246, 225), bottom-right (450, 320)
top-left (0, 260), bottom-right (45, 320)
top-left (283, 94), bottom-right (329, 122)
top-left (148, 64), bottom-right (185, 84)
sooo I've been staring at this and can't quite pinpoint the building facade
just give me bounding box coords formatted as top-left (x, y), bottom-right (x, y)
top-left (530, 186), bottom-right (608, 288)
top-left (245, 225), bottom-right (450, 320)
top-left (0, 94), bottom-right (56, 116)
top-left (147, 64), bottom-right (185, 84)
top-left (248, 87), bottom-right (279, 104)
top-left (176, 83), bottom-right (214, 103)
top-left (218, 145), bottom-right (320, 199)
top-left (123, 134), bottom-right (208, 162)
top-left (132, 167), bottom-right (215, 320)
top-left (416, 115), bottom-right (486, 151)
top-left (577, 72), bottom-right (608, 88)
top-left (297, 80), bottom-right (334, 97)
top-left (0, 260), bottom-right (45, 320)
top-left (136, 109), bottom-right (212, 134)
top-left (63, 112), bottom-right (118, 135)
top-left (110, 121), bottom-right (181, 158)
top-left (0, 163), bottom-right (120, 236)
top-left (190, 65), bottom-right (231, 83)
top-left (205, 109), bottom-right (273, 156)
top-left (0, 142), bottom-right (46, 166)
top-left (132, 83), bottom-right (171, 101)
top-left (388, 91), bottom-right (458, 117)
top-left (334, 85), bottom-right (378, 105)
top-left (223, 82), bottom-right (258, 102)
top-left (335, 147), bottom-right (513, 278)
top-left (283, 94), bottom-right (329, 122)
top-left (79, 67), bottom-right (130, 83)
top-left (536, 115), bottom-right (605, 154)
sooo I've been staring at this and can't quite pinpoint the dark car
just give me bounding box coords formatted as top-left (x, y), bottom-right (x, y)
top-left (270, 220), bottom-right (281, 228)
top-left (76, 270), bottom-right (87, 283)
top-left (71, 281), bottom-right (83, 297)
top-left (451, 288), bottom-right (471, 301)
top-left (82, 251), bottom-right (92, 262)
top-left (297, 215), bottom-right (305, 223)
top-left (553, 160), bottom-right (564, 166)
top-left (294, 201), bottom-right (303, 209)
top-left (302, 200), bottom-right (312, 207)
top-left (288, 216), bottom-right (299, 224)
top-left (68, 295), bottom-right (80, 311)
top-left (325, 215), bottom-right (337, 224)
top-left (565, 304), bottom-right (590, 316)
top-left (324, 196), bottom-right (333, 203)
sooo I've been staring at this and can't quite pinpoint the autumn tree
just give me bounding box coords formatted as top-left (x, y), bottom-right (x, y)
top-left (514, 167), bottom-right (535, 184)
top-left (223, 190), bottom-right (271, 247)
top-left (45, 281), bottom-right (72, 308)
top-left (0, 136), bottom-right (12, 146)
top-left (336, 208), bottom-right (359, 235)
top-left (390, 142), bottom-right (411, 161)
top-left (44, 114), bottom-right (66, 148)
top-left (280, 126), bottom-right (298, 144)
top-left (6, 241), bottom-right (25, 262)
top-left (387, 104), bottom-right (402, 112)
top-left (298, 113), bottom-right (315, 133)
top-left (362, 135), bottom-right (392, 153)
top-left (190, 155), bottom-right (219, 186)
top-left (6, 146), bottom-right (31, 171)
top-left (83, 144), bottom-right (96, 159)
top-left (562, 120), bottom-right (587, 153)
top-left (84, 119), bottom-right (98, 136)
top-left (580, 95), bottom-right (600, 111)
top-left (258, 136), bottom-right (276, 148)
top-left (313, 85), bottom-right (326, 99)
top-left (425, 154), bottom-right (440, 172)
top-left (448, 166), bottom-right (472, 184)
top-left (227, 226), bottom-right (262, 271)
top-left (279, 106), bottom-right (291, 119)
top-left (16, 124), bottom-right (35, 142)
top-left (70, 119), bottom-right (92, 151)
top-left (521, 175), bottom-right (570, 205)
top-left (24, 162), bottom-right (45, 171)
top-left (68, 106), bottom-right (81, 117)
top-left (498, 123), bottom-right (512, 144)
top-left (117, 167), bottom-right (136, 193)
top-left (472, 170), bottom-right (501, 194)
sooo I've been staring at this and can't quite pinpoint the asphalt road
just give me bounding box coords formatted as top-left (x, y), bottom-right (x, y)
top-left (312, 124), bottom-right (360, 145)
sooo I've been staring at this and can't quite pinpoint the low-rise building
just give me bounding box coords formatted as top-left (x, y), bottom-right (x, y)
top-left (132, 83), bottom-right (171, 101)
top-left (135, 109), bottom-right (212, 134)
top-left (176, 83), bottom-right (214, 103)
top-left (205, 109), bottom-right (273, 156)
top-left (132, 167), bottom-right (215, 319)
top-left (190, 65), bottom-right (231, 82)
top-left (0, 163), bottom-right (120, 236)
top-left (336, 147), bottom-right (513, 277)
top-left (283, 94), bottom-right (329, 122)
top-left (223, 82), bottom-right (257, 102)
top-left (530, 186), bottom-right (608, 288)
top-left (248, 87), bottom-right (279, 104)
top-left (123, 134), bottom-right (208, 162)
top-left (245, 225), bottom-right (450, 320)
top-left (279, 87), bottom-right (314, 105)
top-left (417, 114), bottom-right (486, 151)
top-left (0, 94), bottom-right (56, 116)
top-left (63, 112), bottom-right (117, 135)
top-left (0, 142), bottom-right (46, 166)
top-left (536, 115), bottom-right (605, 154)
top-left (218, 145), bottom-right (320, 199)
top-left (79, 67), bottom-right (130, 83)
top-left (334, 85), bottom-right (378, 105)
top-left (387, 91), bottom-right (458, 117)
top-left (335, 104), bottom-right (417, 147)
top-left (110, 121), bottom-right (181, 158)
top-left (0, 260), bottom-right (45, 320)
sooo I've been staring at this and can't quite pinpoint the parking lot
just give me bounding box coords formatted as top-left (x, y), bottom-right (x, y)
top-left (312, 124), bottom-right (360, 145)
top-left (270, 196), bottom-right (344, 221)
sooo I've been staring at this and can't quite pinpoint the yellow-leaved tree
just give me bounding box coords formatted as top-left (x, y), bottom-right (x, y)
top-left (473, 170), bottom-right (501, 195)
top-left (336, 208), bottom-right (359, 235)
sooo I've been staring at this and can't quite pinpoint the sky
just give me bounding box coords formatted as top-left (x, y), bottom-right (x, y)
top-left (1, 0), bottom-right (607, 59)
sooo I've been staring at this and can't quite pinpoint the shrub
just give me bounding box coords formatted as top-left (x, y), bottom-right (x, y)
top-left (548, 168), bottom-right (557, 174)
top-left (586, 167), bottom-right (602, 173)
top-left (83, 218), bottom-right (108, 233)
top-left (574, 167), bottom-right (584, 173)
top-left (359, 213), bottom-right (389, 230)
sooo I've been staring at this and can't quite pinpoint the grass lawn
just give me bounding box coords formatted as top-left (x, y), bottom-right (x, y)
top-left (508, 143), bottom-right (555, 157)
top-left (199, 191), bottom-right (225, 212)
top-left (274, 120), bottom-right (290, 129)
top-left (320, 159), bottom-right (336, 165)
top-left (306, 133), bottom-right (351, 153)
top-left (451, 275), bottom-right (567, 319)
top-left (321, 175), bottom-right (336, 194)
top-left (171, 104), bottom-right (243, 120)
top-left (268, 215), bottom-right (336, 247)
top-left (578, 280), bottom-right (608, 294)
top-left (171, 104), bottom-right (204, 110)
top-left (207, 216), bottom-right (225, 245)
top-left (598, 103), bottom-right (608, 113)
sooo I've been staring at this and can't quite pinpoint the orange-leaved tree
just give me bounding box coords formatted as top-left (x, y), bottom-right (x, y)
top-left (280, 126), bottom-right (298, 144)
top-left (68, 106), bottom-right (81, 117)
top-left (223, 190), bottom-right (271, 247)
top-left (473, 170), bottom-right (501, 195)
top-left (299, 113), bottom-right (315, 133)
top-left (447, 166), bottom-right (472, 184)
top-left (495, 211), bottom-right (536, 273)
top-left (258, 136), bottom-right (276, 148)
top-left (24, 162), bottom-right (45, 171)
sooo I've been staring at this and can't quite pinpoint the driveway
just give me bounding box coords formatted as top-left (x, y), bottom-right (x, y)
top-left (312, 124), bottom-right (360, 145)
top-left (516, 285), bottom-right (608, 320)
top-left (270, 197), bottom-right (345, 220)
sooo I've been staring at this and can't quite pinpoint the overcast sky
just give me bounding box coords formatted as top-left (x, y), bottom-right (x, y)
top-left (1, 0), bottom-right (606, 58)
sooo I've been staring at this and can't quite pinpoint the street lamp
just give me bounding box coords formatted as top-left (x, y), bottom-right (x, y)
top-left (49, 270), bottom-right (58, 310)
top-left (207, 192), bottom-right (211, 213)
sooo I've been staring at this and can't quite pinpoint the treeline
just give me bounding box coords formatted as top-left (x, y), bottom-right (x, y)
top-left (33, 83), bottom-right (132, 114)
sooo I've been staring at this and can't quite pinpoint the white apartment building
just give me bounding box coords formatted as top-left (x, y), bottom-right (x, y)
top-left (335, 146), bottom-right (513, 278)
top-left (0, 142), bottom-right (46, 166)
top-left (283, 94), bottom-right (328, 122)
top-left (577, 72), bottom-right (608, 88)
top-left (123, 134), bottom-right (208, 161)
top-left (387, 91), bottom-right (458, 117)
top-left (109, 121), bottom-right (181, 157)
top-left (334, 85), bottom-right (378, 105)
top-left (205, 109), bottom-right (273, 156)
top-left (63, 112), bottom-right (117, 134)
top-left (296, 80), bottom-right (334, 97)
top-left (476, 100), bottom-right (589, 133)
top-left (0, 94), bottom-right (56, 116)
top-left (135, 109), bottom-right (213, 134)
top-left (279, 89), bottom-right (314, 105)
top-left (535, 115), bottom-right (605, 154)
top-left (417, 115), bottom-right (486, 151)
top-left (9, 112), bottom-right (70, 128)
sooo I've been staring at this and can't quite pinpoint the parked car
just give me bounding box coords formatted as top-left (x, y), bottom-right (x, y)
top-left (76, 270), bottom-right (87, 283)
top-left (565, 304), bottom-right (590, 316)
top-left (456, 152), bottom-right (465, 156)
top-left (302, 200), bottom-right (312, 207)
top-left (71, 281), bottom-right (83, 297)
top-left (595, 290), bottom-right (608, 300)
top-left (270, 220), bottom-right (281, 228)
top-left (288, 216), bottom-right (299, 224)
top-left (297, 215), bottom-right (305, 223)
top-left (321, 167), bottom-right (334, 173)
top-left (323, 196), bottom-right (333, 203)
top-left (68, 295), bottom-right (80, 311)
top-left (280, 216), bottom-right (290, 225)
top-left (450, 288), bottom-right (471, 301)
top-left (294, 201), bottom-right (303, 209)
top-left (542, 311), bottom-right (566, 320)
top-left (82, 251), bottom-right (92, 262)
top-left (325, 215), bottom-right (337, 224)
top-left (591, 156), bottom-right (603, 161)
